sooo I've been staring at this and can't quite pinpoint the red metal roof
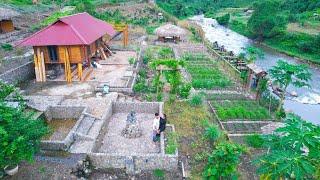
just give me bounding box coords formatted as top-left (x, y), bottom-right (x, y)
top-left (18, 12), bottom-right (116, 46)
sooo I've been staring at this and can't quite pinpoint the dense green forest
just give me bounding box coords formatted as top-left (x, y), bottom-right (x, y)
top-left (157, 0), bottom-right (320, 63)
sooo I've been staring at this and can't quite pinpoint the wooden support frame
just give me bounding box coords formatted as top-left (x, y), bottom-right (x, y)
top-left (33, 47), bottom-right (46, 82)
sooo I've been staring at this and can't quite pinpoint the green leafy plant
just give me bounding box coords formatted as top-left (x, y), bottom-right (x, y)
top-left (203, 142), bottom-right (246, 179)
top-left (254, 114), bottom-right (320, 179)
top-left (189, 94), bottom-right (203, 107)
top-left (158, 47), bottom-right (174, 59)
top-left (203, 123), bottom-right (221, 142)
top-left (153, 169), bottom-right (165, 179)
top-left (0, 81), bottom-right (15, 101)
top-left (0, 103), bottom-right (48, 169)
top-left (216, 13), bottom-right (230, 26)
top-left (178, 83), bottom-right (192, 99)
top-left (1, 44), bottom-right (13, 51)
top-left (128, 57), bottom-right (135, 65)
top-left (245, 134), bottom-right (264, 148)
top-left (165, 132), bottom-right (179, 154)
top-left (247, 0), bottom-right (288, 40)
top-left (269, 60), bottom-right (311, 114)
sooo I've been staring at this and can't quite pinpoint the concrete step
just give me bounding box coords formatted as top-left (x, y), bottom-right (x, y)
top-left (69, 140), bottom-right (95, 153)
top-left (87, 119), bottom-right (104, 138)
top-left (76, 115), bottom-right (95, 135)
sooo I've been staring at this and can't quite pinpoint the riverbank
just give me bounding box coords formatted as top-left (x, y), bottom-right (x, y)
top-left (228, 20), bottom-right (320, 65)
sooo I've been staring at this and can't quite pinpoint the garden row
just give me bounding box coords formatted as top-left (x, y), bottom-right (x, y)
top-left (182, 53), bottom-right (233, 90)
top-left (133, 46), bottom-right (191, 101)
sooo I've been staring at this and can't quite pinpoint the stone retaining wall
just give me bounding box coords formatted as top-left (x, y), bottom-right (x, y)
top-left (41, 106), bottom-right (87, 151)
top-left (45, 106), bottom-right (85, 121)
top-left (0, 60), bottom-right (34, 84)
top-left (112, 102), bottom-right (163, 114)
top-left (89, 102), bottom-right (177, 174)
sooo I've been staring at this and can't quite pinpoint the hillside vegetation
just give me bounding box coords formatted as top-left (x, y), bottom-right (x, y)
top-left (157, 0), bottom-right (320, 64)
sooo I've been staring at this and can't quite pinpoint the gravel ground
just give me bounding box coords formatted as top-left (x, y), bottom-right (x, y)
top-left (98, 113), bottom-right (160, 154)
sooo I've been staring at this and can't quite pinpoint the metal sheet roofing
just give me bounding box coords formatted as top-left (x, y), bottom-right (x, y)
top-left (18, 12), bottom-right (116, 46)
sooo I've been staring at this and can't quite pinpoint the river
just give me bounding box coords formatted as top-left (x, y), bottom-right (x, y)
top-left (190, 15), bottom-right (320, 125)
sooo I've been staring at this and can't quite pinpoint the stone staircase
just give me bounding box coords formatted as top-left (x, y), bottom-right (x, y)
top-left (69, 113), bottom-right (104, 153)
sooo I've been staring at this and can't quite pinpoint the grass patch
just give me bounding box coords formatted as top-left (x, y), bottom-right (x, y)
top-left (164, 101), bottom-right (213, 178)
top-left (245, 134), bottom-right (264, 148)
top-left (165, 132), bottom-right (179, 154)
top-left (212, 100), bottom-right (271, 121)
top-left (153, 169), bottom-right (165, 179)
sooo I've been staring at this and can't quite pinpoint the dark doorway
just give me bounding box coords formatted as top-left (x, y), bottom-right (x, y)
top-left (48, 46), bottom-right (58, 62)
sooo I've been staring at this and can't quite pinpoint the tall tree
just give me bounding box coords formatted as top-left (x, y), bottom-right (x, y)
top-left (269, 60), bottom-right (311, 114)
top-left (247, 0), bottom-right (287, 40)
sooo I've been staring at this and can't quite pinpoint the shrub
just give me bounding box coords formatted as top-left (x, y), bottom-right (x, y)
top-left (178, 83), bottom-right (192, 98)
top-left (158, 47), bottom-right (173, 59)
top-left (189, 94), bottom-right (203, 107)
top-left (216, 13), bottom-right (230, 26)
top-left (153, 169), bottom-right (165, 179)
top-left (245, 134), bottom-right (264, 148)
top-left (133, 82), bottom-right (148, 93)
top-left (203, 142), bottom-right (246, 179)
top-left (146, 25), bottom-right (158, 35)
top-left (0, 103), bottom-right (48, 169)
top-left (1, 44), bottom-right (13, 51)
top-left (128, 57), bottom-right (135, 65)
top-left (204, 124), bottom-right (221, 142)
top-left (138, 69), bottom-right (147, 78)
top-left (0, 81), bottom-right (15, 101)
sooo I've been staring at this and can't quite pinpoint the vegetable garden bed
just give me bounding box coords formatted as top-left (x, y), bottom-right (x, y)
top-left (221, 121), bottom-right (272, 134)
top-left (182, 53), bottom-right (233, 89)
top-left (211, 100), bottom-right (272, 121)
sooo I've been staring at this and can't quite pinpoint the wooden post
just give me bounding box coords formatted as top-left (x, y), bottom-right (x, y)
top-left (64, 47), bottom-right (72, 83)
top-left (33, 48), bottom-right (41, 82)
top-left (78, 63), bottom-right (83, 81)
top-left (36, 48), bottom-right (43, 82)
top-left (40, 51), bottom-right (46, 82)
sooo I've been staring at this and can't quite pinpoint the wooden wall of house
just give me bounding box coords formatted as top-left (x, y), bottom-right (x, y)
top-left (34, 45), bottom-right (85, 64)
top-left (0, 20), bottom-right (14, 33)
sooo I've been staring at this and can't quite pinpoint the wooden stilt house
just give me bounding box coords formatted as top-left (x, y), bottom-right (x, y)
top-left (0, 7), bottom-right (20, 33)
top-left (18, 12), bottom-right (116, 83)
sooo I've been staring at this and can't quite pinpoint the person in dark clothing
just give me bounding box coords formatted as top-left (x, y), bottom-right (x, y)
top-left (156, 114), bottom-right (167, 140)
top-left (159, 114), bottom-right (167, 132)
